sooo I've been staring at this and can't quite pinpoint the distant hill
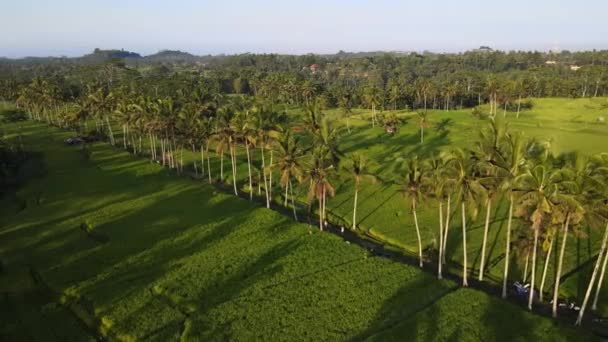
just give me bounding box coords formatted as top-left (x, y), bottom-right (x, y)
top-left (79, 49), bottom-right (142, 63)
top-left (144, 50), bottom-right (198, 62)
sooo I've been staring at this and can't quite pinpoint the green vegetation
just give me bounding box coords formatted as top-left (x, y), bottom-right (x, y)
top-left (1, 121), bottom-right (594, 340)
top-left (2, 49), bottom-right (608, 339)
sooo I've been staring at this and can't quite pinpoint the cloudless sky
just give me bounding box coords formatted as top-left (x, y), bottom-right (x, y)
top-left (1, 0), bottom-right (607, 57)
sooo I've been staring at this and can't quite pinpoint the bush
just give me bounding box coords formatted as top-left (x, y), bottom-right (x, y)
top-left (0, 108), bottom-right (28, 123)
top-left (471, 107), bottom-right (489, 120)
top-left (85, 129), bottom-right (106, 142)
top-left (79, 221), bottom-right (94, 233)
top-left (505, 100), bottom-right (533, 111)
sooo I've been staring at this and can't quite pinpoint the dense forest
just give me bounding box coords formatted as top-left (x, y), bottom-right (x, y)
top-left (3, 48), bottom-right (608, 328)
top-left (2, 48), bottom-right (608, 113)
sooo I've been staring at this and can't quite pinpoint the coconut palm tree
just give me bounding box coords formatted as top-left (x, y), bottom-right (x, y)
top-left (514, 162), bottom-right (577, 310)
top-left (215, 105), bottom-right (238, 194)
top-left (548, 153), bottom-right (593, 317)
top-left (576, 221), bottom-right (608, 325)
top-left (398, 156), bottom-right (431, 268)
top-left (427, 154), bottom-right (453, 278)
top-left (444, 148), bottom-right (488, 286)
top-left (240, 113), bottom-right (258, 199)
top-left (315, 116), bottom-right (342, 167)
top-left (473, 119), bottom-right (506, 282)
top-left (491, 130), bottom-right (526, 298)
top-left (87, 85), bottom-right (117, 145)
top-left (417, 111), bottom-right (429, 144)
top-left (343, 153), bottom-right (377, 230)
top-left (304, 147), bottom-right (335, 231)
top-left (590, 154), bottom-right (608, 310)
top-left (275, 130), bottom-right (306, 220)
top-left (362, 83), bottom-right (383, 127)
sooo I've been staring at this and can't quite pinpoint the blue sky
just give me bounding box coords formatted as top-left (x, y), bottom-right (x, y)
top-left (0, 0), bottom-right (606, 57)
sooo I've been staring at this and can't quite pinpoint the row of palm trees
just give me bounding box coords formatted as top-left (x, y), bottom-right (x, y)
top-left (398, 119), bottom-right (608, 324)
top-left (15, 79), bottom-right (608, 326)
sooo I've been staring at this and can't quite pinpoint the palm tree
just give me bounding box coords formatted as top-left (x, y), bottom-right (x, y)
top-left (444, 148), bottom-right (488, 286)
top-left (275, 130), bottom-right (306, 220)
top-left (363, 83), bottom-right (382, 127)
top-left (199, 116), bottom-right (215, 183)
top-left (216, 105), bottom-right (238, 194)
top-left (417, 112), bottom-right (429, 144)
top-left (590, 154), bottom-right (608, 310)
top-left (572, 154), bottom-right (608, 324)
top-left (305, 148), bottom-right (335, 231)
top-left (491, 130), bottom-right (526, 298)
top-left (398, 156), bottom-right (431, 268)
top-left (314, 116), bottom-right (341, 164)
top-left (485, 75), bottom-right (499, 118)
top-left (473, 119), bottom-right (505, 282)
top-left (427, 155), bottom-right (454, 279)
top-left (538, 225), bottom-right (557, 302)
top-left (241, 113), bottom-right (258, 200)
top-left (343, 153), bottom-right (377, 230)
top-left (576, 221), bottom-right (608, 325)
top-left (87, 85), bottom-right (117, 145)
top-left (549, 154), bottom-right (590, 317)
top-left (514, 162), bottom-right (575, 310)
top-left (254, 106), bottom-right (284, 208)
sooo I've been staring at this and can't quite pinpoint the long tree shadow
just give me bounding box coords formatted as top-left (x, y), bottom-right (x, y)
top-left (470, 201), bottom-right (506, 276)
top-left (358, 190), bottom-right (398, 228)
top-left (349, 275), bottom-right (457, 341)
top-left (161, 238), bottom-right (303, 340)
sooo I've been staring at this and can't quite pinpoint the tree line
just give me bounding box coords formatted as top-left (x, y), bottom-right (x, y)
top-left (2, 49), bottom-right (608, 115)
top-left (9, 72), bottom-right (608, 326)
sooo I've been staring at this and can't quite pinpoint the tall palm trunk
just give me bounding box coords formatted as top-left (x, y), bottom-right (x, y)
top-left (479, 198), bottom-right (492, 281)
top-left (352, 180), bottom-right (359, 229)
top-left (592, 223), bottom-right (608, 310)
top-left (442, 195), bottom-right (451, 264)
top-left (502, 196), bottom-right (514, 298)
top-left (104, 115), bottom-right (115, 145)
top-left (123, 125), bottom-right (127, 149)
top-left (322, 185), bottom-right (327, 227)
top-left (160, 138), bottom-right (166, 166)
top-left (420, 125), bottom-right (424, 144)
top-left (179, 146), bottom-right (184, 174)
top-left (206, 142), bottom-right (212, 183)
top-left (246, 143), bottom-right (253, 200)
top-left (523, 252), bottom-right (530, 283)
top-left (371, 103), bottom-right (376, 127)
top-left (516, 94), bottom-right (522, 118)
top-left (131, 136), bottom-right (137, 155)
top-left (552, 215), bottom-right (570, 318)
top-left (528, 228), bottom-right (539, 310)
top-left (438, 201), bottom-right (444, 279)
top-left (462, 201), bottom-right (468, 287)
top-left (318, 194), bottom-right (323, 231)
top-left (269, 150), bottom-right (274, 200)
top-left (200, 145), bottom-right (205, 177)
top-left (230, 145), bottom-right (238, 195)
top-left (289, 180), bottom-right (298, 221)
top-left (261, 145), bottom-right (270, 208)
top-left (220, 151), bottom-right (224, 181)
top-left (539, 237), bottom-right (555, 302)
top-left (412, 200), bottom-right (423, 268)
top-left (148, 134), bottom-right (154, 160)
top-left (576, 222), bottom-right (608, 325)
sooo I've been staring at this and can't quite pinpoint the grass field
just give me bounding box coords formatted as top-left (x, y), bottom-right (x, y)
top-left (0, 119), bottom-right (597, 340)
top-left (162, 97), bottom-right (608, 315)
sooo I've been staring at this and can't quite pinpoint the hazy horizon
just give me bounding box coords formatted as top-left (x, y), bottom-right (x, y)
top-left (1, 0), bottom-right (607, 58)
